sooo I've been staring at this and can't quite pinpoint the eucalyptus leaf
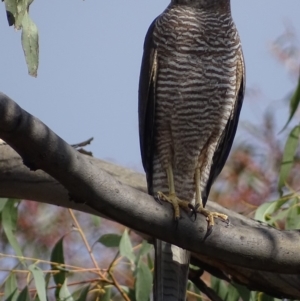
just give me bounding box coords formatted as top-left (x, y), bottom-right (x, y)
top-left (2, 199), bottom-right (23, 259)
top-left (119, 229), bottom-right (136, 262)
top-left (135, 260), bottom-right (152, 301)
top-left (59, 279), bottom-right (74, 301)
top-left (255, 198), bottom-right (290, 223)
top-left (278, 125), bottom-right (300, 195)
top-left (101, 286), bottom-right (112, 301)
top-left (281, 74), bottom-right (300, 132)
top-left (50, 237), bottom-right (66, 286)
top-left (98, 233), bottom-right (121, 248)
top-left (21, 11), bottom-right (39, 77)
top-left (4, 273), bottom-right (19, 301)
top-left (17, 286), bottom-right (31, 301)
top-left (29, 264), bottom-right (47, 301)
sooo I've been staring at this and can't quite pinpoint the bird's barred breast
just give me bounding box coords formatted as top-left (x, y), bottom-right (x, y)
top-left (152, 5), bottom-right (242, 200)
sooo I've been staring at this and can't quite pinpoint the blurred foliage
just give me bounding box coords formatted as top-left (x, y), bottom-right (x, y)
top-left (1, 11), bottom-right (300, 301)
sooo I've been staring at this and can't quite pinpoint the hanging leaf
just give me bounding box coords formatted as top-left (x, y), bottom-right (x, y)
top-left (14, 0), bottom-right (27, 30)
top-left (29, 265), bottom-right (47, 301)
top-left (147, 253), bottom-right (153, 271)
top-left (234, 283), bottom-right (251, 301)
top-left (0, 198), bottom-right (8, 212)
top-left (285, 199), bottom-right (300, 230)
top-left (119, 229), bottom-right (136, 262)
top-left (101, 286), bottom-right (112, 301)
top-left (278, 125), bottom-right (300, 195)
top-left (4, 273), bottom-right (19, 301)
top-left (2, 199), bottom-right (23, 259)
top-left (16, 286), bottom-right (31, 301)
top-left (210, 276), bottom-right (228, 300)
top-left (254, 198), bottom-right (290, 223)
top-left (135, 260), bottom-right (152, 301)
top-left (281, 73), bottom-right (300, 132)
top-left (257, 292), bottom-right (275, 301)
top-left (74, 285), bottom-right (90, 301)
top-left (21, 11), bottom-right (39, 77)
top-left (97, 233), bottom-right (121, 248)
top-left (3, 0), bottom-right (17, 26)
top-left (136, 240), bottom-right (152, 265)
top-left (50, 236), bottom-right (67, 298)
top-left (225, 284), bottom-right (240, 301)
top-left (91, 215), bottom-right (101, 227)
top-left (59, 279), bottom-right (74, 301)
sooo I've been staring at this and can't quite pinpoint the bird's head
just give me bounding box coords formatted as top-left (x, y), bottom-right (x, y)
top-left (171, 0), bottom-right (230, 10)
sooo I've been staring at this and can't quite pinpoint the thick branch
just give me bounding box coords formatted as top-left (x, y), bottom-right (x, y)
top-left (0, 92), bottom-right (300, 298)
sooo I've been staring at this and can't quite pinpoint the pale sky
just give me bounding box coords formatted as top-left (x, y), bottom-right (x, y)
top-left (1, 1), bottom-right (300, 169)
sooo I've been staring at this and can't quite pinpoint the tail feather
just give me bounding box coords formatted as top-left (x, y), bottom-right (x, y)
top-left (154, 239), bottom-right (190, 301)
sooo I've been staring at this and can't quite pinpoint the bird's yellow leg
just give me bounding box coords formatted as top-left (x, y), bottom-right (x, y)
top-left (195, 168), bottom-right (228, 232)
top-left (157, 164), bottom-right (190, 220)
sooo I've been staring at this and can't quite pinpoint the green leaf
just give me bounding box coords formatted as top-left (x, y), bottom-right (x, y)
top-left (147, 253), bottom-right (153, 271)
top-left (59, 279), bottom-right (74, 301)
top-left (33, 295), bottom-right (40, 301)
top-left (254, 198), bottom-right (290, 223)
top-left (257, 292), bottom-right (275, 301)
top-left (3, 0), bottom-right (17, 26)
top-left (135, 260), bottom-right (152, 301)
top-left (210, 276), bottom-right (227, 300)
top-left (2, 199), bottom-right (23, 259)
top-left (50, 237), bottom-right (67, 298)
top-left (21, 11), bottom-right (39, 77)
top-left (136, 240), bottom-right (152, 264)
top-left (225, 284), bottom-right (240, 301)
top-left (119, 229), bottom-right (136, 262)
top-left (74, 285), bottom-right (90, 301)
top-left (281, 74), bottom-right (300, 132)
top-left (101, 286), bottom-right (112, 301)
top-left (233, 283), bottom-right (251, 301)
top-left (286, 199), bottom-right (300, 230)
top-left (4, 273), bottom-right (19, 301)
top-left (29, 264), bottom-right (47, 301)
top-left (91, 215), bottom-right (101, 227)
top-left (98, 233), bottom-right (121, 248)
top-left (278, 125), bottom-right (300, 195)
top-left (0, 198), bottom-right (8, 212)
top-left (14, 0), bottom-right (27, 30)
top-left (17, 286), bottom-right (31, 301)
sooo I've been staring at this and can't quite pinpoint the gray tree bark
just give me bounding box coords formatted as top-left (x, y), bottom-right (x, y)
top-left (0, 92), bottom-right (299, 299)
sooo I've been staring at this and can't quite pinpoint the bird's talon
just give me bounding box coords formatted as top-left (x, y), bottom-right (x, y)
top-left (154, 194), bottom-right (163, 205)
top-left (204, 225), bottom-right (213, 240)
top-left (188, 204), bottom-right (197, 221)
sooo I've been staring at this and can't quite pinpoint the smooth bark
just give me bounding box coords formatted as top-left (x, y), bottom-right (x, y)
top-left (0, 92), bottom-right (299, 298)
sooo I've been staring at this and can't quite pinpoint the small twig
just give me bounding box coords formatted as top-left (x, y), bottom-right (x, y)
top-left (68, 209), bottom-right (107, 280)
top-left (0, 253), bottom-right (97, 272)
top-left (71, 137), bottom-right (94, 148)
top-left (109, 271), bottom-right (130, 301)
top-left (107, 250), bottom-right (120, 274)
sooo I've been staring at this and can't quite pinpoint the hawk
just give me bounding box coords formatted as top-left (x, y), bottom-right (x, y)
top-left (138, 0), bottom-right (245, 300)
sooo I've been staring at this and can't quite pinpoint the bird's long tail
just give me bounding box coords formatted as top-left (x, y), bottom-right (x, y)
top-left (154, 239), bottom-right (190, 301)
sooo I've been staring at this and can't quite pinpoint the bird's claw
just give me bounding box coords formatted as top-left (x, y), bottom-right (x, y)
top-left (154, 194), bottom-right (163, 205)
top-left (203, 225), bottom-right (213, 241)
top-left (188, 203), bottom-right (197, 221)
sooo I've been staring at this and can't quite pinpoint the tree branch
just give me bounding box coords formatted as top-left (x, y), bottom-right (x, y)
top-left (0, 92), bottom-right (299, 298)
